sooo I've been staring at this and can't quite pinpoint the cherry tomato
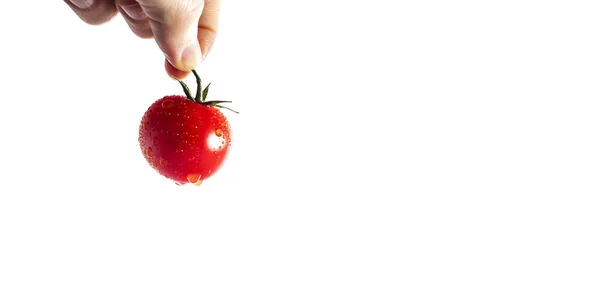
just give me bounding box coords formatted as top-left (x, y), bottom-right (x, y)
top-left (138, 70), bottom-right (237, 186)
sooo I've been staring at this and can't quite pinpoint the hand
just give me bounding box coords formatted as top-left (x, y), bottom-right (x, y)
top-left (64, 0), bottom-right (220, 79)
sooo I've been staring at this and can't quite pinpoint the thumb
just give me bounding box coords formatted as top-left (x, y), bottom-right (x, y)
top-left (139, 0), bottom-right (204, 72)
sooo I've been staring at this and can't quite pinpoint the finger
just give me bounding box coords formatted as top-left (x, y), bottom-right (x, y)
top-left (64, 0), bottom-right (118, 25)
top-left (197, 0), bottom-right (221, 60)
top-left (138, 0), bottom-right (204, 72)
top-left (164, 58), bottom-right (189, 80)
top-left (115, 0), bottom-right (152, 38)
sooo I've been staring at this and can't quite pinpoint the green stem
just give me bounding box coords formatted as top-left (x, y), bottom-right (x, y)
top-left (214, 104), bottom-right (239, 114)
top-left (192, 69), bottom-right (202, 102)
top-left (202, 83), bottom-right (211, 101)
top-left (174, 71), bottom-right (238, 114)
top-left (178, 79), bottom-right (193, 100)
top-left (203, 100), bottom-right (232, 105)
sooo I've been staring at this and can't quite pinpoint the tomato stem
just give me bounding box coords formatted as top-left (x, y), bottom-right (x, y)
top-left (177, 79), bottom-right (193, 100)
top-left (192, 69), bottom-right (202, 102)
top-left (178, 69), bottom-right (239, 114)
top-left (202, 83), bottom-right (211, 102)
top-left (213, 104), bottom-right (239, 114)
top-left (203, 100), bottom-right (232, 105)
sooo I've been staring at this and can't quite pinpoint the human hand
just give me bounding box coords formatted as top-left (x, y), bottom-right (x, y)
top-left (64, 0), bottom-right (220, 79)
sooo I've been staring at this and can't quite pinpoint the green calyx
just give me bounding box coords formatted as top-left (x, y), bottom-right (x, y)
top-left (177, 70), bottom-right (239, 114)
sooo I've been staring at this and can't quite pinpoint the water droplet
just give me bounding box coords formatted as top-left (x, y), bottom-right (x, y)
top-left (153, 137), bottom-right (159, 146)
top-left (215, 129), bottom-right (222, 137)
top-left (186, 174), bottom-right (203, 186)
top-left (147, 147), bottom-right (153, 157)
top-left (162, 99), bottom-right (174, 108)
top-left (160, 157), bottom-right (168, 167)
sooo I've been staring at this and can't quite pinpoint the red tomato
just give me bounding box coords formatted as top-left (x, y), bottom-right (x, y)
top-left (138, 71), bottom-right (236, 186)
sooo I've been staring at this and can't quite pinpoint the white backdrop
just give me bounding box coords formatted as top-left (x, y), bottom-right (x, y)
top-left (1, 1), bottom-right (599, 299)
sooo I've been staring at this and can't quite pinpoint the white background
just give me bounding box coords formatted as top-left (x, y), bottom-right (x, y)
top-left (1, 1), bottom-right (599, 299)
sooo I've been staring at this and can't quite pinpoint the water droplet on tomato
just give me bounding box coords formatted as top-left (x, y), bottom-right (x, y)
top-left (160, 157), bottom-right (168, 167)
top-left (215, 128), bottom-right (222, 137)
top-left (186, 173), bottom-right (203, 186)
top-left (162, 100), bottom-right (174, 108)
top-left (147, 147), bottom-right (153, 157)
top-left (153, 137), bottom-right (159, 146)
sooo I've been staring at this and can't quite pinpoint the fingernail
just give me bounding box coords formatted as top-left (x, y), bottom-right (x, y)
top-left (201, 43), bottom-right (213, 61)
top-left (70, 0), bottom-right (94, 9)
top-left (201, 46), bottom-right (207, 61)
top-left (121, 4), bottom-right (147, 21)
top-left (180, 41), bottom-right (202, 71)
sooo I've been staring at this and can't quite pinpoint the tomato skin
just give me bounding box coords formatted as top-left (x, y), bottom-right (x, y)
top-left (138, 95), bottom-right (232, 184)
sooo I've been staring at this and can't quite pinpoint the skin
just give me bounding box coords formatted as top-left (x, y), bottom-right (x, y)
top-left (64, 0), bottom-right (220, 79)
